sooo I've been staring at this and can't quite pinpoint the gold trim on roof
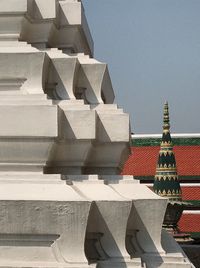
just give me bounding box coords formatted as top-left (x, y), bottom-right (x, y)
top-left (156, 167), bottom-right (177, 172)
top-left (155, 175), bottom-right (178, 181)
top-left (159, 150), bottom-right (174, 155)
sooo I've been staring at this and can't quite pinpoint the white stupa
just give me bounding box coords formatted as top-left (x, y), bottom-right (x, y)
top-left (0, 1), bottom-right (193, 267)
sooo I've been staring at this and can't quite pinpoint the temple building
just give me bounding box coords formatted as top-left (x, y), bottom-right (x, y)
top-left (123, 134), bottom-right (200, 239)
top-left (122, 103), bottom-right (200, 267)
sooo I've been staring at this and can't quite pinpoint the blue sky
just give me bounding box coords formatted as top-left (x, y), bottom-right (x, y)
top-left (82, 0), bottom-right (200, 134)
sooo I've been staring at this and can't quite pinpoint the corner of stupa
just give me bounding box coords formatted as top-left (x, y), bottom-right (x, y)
top-left (0, 1), bottom-right (194, 268)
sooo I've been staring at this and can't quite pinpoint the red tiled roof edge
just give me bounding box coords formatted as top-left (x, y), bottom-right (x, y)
top-left (179, 213), bottom-right (200, 233)
top-left (122, 145), bottom-right (200, 177)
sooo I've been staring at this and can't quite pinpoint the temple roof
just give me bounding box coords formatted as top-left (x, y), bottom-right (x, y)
top-left (179, 213), bottom-right (200, 235)
top-left (122, 144), bottom-right (200, 179)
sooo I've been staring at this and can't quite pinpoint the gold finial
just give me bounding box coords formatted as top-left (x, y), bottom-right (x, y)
top-left (163, 101), bottom-right (170, 132)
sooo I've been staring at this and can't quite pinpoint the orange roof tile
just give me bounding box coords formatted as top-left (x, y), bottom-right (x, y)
top-left (181, 187), bottom-right (200, 200)
top-left (122, 146), bottom-right (159, 176)
top-left (179, 214), bottom-right (200, 233)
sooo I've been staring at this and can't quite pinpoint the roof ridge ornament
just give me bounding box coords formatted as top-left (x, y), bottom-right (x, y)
top-left (153, 102), bottom-right (186, 236)
top-left (153, 101), bottom-right (182, 201)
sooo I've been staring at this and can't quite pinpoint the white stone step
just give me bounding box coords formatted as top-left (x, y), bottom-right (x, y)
top-left (146, 262), bottom-right (192, 268)
top-left (98, 259), bottom-right (143, 268)
top-left (143, 254), bottom-right (192, 268)
top-left (0, 262), bottom-right (96, 268)
top-left (0, 174), bottom-right (64, 184)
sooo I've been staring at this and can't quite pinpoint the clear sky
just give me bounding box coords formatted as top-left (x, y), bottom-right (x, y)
top-left (82, 0), bottom-right (200, 134)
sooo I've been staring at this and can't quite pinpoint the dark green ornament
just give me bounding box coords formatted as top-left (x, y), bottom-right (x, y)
top-left (153, 102), bottom-right (182, 201)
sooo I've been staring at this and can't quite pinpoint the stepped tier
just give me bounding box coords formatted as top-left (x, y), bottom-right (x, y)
top-left (0, 0), bottom-right (93, 55)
